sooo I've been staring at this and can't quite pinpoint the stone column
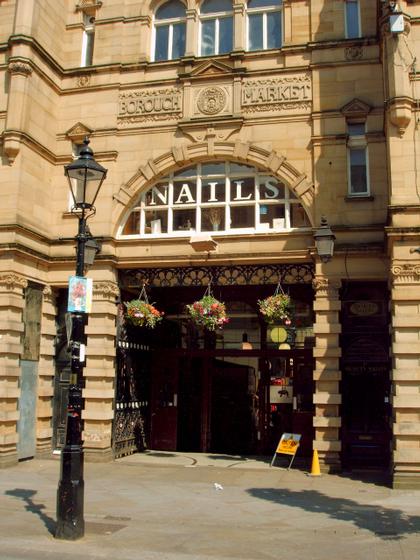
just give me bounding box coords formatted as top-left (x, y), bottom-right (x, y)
top-left (390, 262), bottom-right (420, 488)
top-left (0, 273), bottom-right (27, 467)
top-left (82, 281), bottom-right (119, 462)
top-left (36, 286), bottom-right (56, 456)
top-left (312, 276), bottom-right (342, 472)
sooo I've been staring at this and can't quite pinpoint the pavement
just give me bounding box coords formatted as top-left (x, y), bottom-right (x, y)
top-left (0, 450), bottom-right (420, 560)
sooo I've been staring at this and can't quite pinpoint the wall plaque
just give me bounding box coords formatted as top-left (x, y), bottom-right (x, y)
top-left (242, 74), bottom-right (312, 113)
top-left (118, 88), bottom-right (182, 125)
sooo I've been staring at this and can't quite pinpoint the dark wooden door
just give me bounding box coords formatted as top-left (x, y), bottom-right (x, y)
top-left (150, 353), bottom-right (179, 450)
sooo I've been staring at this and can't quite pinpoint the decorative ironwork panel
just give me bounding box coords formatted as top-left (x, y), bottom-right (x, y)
top-left (120, 263), bottom-right (314, 289)
top-left (113, 306), bottom-right (150, 458)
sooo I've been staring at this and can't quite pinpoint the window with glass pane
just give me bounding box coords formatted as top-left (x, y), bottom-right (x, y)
top-left (119, 162), bottom-right (310, 238)
top-left (145, 209), bottom-right (168, 234)
top-left (345, 0), bottom-right (360, 39)
top-left (173, 209), bottom-right (196, 231)
top-left (230, 206), bottom-right (255, 228)
top-left (122, 210), bottom-right (140, 235)
top-left (154, 0), bottom-right (186, 61)
top-left (247, 0), bottom-right (282, 51)
top-left (202, 207), bottom-right (225, 231)
top-left (259, 204), bottom-right (285, 227)
top-left (349, 149), bottom-right (368, 194)
top-left (200, 0), bottom-right (233, 56)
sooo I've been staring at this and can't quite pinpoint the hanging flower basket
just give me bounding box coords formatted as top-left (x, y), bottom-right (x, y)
top-left (124, 286), bottom-right (164, 329)
top-left (258, 287), bottom-right (293, 325)
top-left (186, 289), bottom-right (229, 332)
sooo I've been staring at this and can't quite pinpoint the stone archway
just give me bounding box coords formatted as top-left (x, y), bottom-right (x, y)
top-left (112, 140), bottom-right (315, 237)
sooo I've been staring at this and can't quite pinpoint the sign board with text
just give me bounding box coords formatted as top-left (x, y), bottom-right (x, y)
top-left (271, 433), bottom-right (301, 469)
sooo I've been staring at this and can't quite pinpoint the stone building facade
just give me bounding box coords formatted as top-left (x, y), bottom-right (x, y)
top-left (0, 0), bottom-right (419, 488)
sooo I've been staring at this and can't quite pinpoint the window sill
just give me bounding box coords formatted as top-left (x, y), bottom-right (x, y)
top-left (345, 195), bottom-right (374, 202)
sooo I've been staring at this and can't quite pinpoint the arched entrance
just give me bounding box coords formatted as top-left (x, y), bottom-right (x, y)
top-left (113, 263), bottom-right (315, 458)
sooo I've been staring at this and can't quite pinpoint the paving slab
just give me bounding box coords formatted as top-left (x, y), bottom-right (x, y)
top-left (0, 454), bottom-right (419, 560)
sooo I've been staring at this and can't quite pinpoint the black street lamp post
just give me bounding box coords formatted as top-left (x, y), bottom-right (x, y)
top-left (55, 138), bottom-right (107, 540)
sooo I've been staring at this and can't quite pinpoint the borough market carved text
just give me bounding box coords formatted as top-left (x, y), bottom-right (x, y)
top-left (241, 75), bottom-right (312, 112)
top-left (118, 88), bottom-right (182, 125)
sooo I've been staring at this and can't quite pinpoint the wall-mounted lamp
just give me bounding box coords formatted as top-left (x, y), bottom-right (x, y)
top-left (313, 217), bottom-right (335, 263)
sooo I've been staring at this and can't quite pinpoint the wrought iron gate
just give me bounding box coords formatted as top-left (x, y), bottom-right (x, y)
top-left (112, 306), bottom-right (150, 458)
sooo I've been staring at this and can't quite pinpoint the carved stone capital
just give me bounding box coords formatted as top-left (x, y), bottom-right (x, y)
top-left (75, 0), bottom-right (102, 13)
top-left (92, 281), bottom-right (120, 300)
top-left (312, 277), bottom-right (341, 297)
top-left (0, 273), bottom-right (28, 291)
top-left (8, 61), bottom-right (32, 76)
top-left (391, 263), bottom-right (420, 284)
top-left (42, 285), bottom-right (56, 304)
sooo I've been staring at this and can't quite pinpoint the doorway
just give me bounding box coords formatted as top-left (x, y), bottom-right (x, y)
top-left (340, 282), bottom-right (391, 469)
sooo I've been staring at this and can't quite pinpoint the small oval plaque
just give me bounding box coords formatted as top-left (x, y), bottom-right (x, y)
top-left (349, 301), bottom-right (379, 316)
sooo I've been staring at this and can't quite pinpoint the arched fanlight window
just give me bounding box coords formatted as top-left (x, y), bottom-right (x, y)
top-left (120, 162), bottom-right (310, 237)
top-left (247, 0), bottom-right (282, 51)
top-left (199, 0), bottom-right (234, 56)
top-left (153, 0), bottom-right (187, 61)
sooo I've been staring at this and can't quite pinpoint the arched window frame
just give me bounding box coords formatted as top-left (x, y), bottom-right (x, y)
top-left (246, 0), bottom-right (282, 52)
top-left (199, 0), bottom-right (234, 57)
top-left (152, 0), bottom-right (187, 62)
top-left (119, 162), bottom-right (310, 238)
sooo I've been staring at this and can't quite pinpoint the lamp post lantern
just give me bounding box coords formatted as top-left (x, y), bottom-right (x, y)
top-left (314, 217), bottom-right (335, 263)
top-left (55, 137), bottom-right (107, 540)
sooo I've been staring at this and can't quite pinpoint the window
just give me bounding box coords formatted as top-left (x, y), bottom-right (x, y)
top-left (81, 13), bottom-right (95, 67)
top-left (120, 162), bottom-right (309, 237)
top-left (347, 123), bottom-right (369, 196)
top-left (153, 0), bottom-right (186, 61)
top-left (345, 0), bottom-right (361, 39)
top-left (199, 0), bottom-right (233, 56)
top-left (247, 0), bottom-right (282, 52)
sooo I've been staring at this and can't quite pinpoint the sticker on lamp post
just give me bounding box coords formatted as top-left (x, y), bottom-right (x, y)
top-left (68, 276), bottom-right (93, 313)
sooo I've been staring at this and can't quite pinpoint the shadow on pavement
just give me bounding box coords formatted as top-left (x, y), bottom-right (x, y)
top-left (246, 487), bottom-right (420, 540)
top-left (5, 488), bottom-right (56, 535)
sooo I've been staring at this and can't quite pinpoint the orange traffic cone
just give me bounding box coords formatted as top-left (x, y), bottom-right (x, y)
top-left (309, 449), bottom-right (321, 476)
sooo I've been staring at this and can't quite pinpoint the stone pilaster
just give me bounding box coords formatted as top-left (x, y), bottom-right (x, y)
top-left (83, 281), bottom-right (119, 462)
top-left (138, 16), bottom-right (151, 62)
top-left (390, 262), bottom-right (420, 488)
top-left (36, 286), bottom-right (56, 457)
top-left (312, 276), bottom-right (342, 472)
top-left (233, 2), bottom-right (245, 52)
top-left (0, 273), bottom-right (27, 467)
top-left (185, 9), bottom-right (198, 57)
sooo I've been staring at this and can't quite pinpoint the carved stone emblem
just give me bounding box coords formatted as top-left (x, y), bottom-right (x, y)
top-left (345, 46), bottom-right (363, 61)
top-left (197, 87), bottom-right (226, 115)
top-left (77, 75), bottom-right (90, 88)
